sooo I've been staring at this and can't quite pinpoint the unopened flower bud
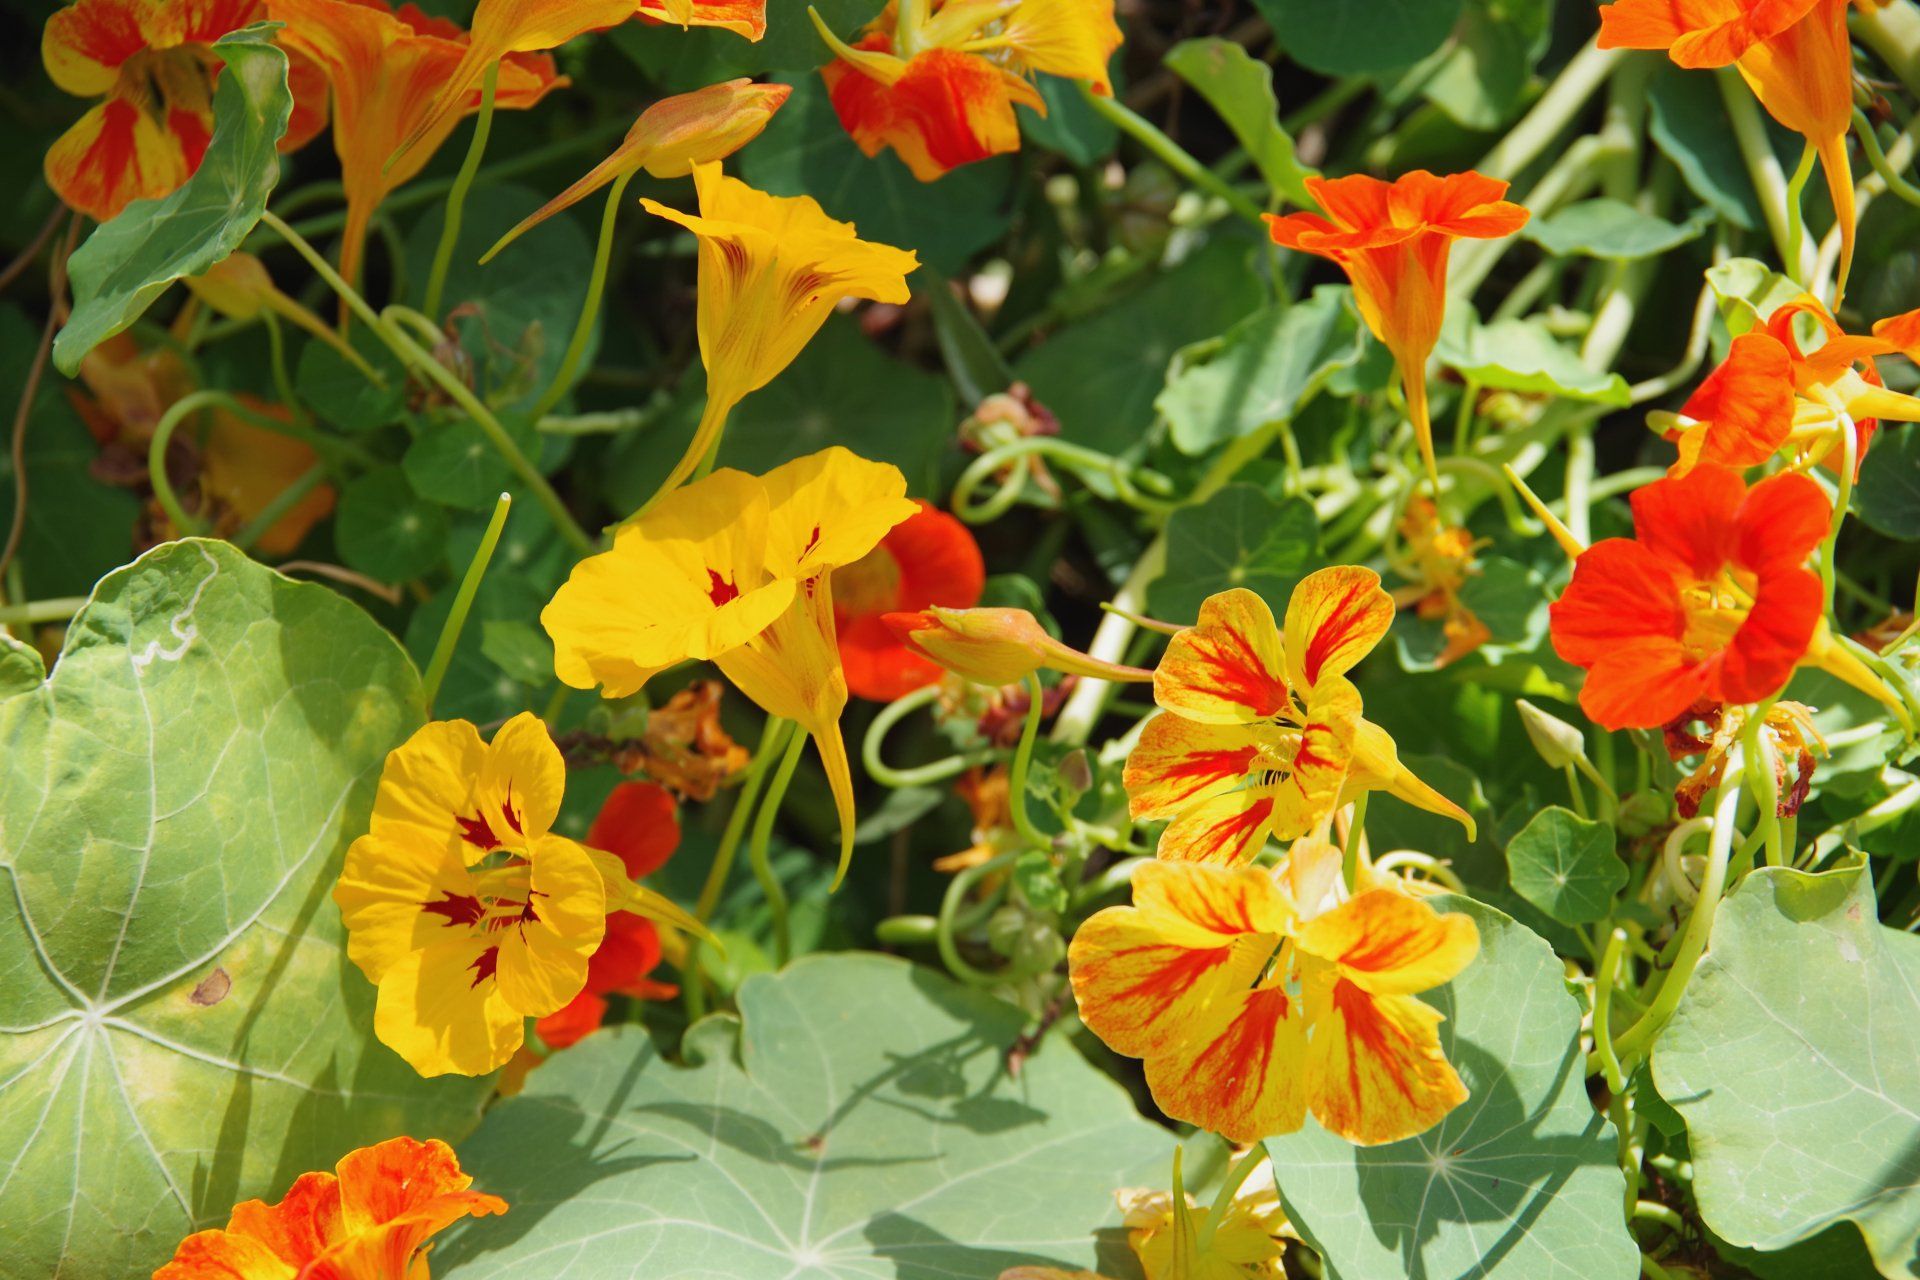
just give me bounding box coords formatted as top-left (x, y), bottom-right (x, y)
top-left (1517, 699), bottom-right (1586, 770)
top-left (883, 607), bottom-right (1151, 688)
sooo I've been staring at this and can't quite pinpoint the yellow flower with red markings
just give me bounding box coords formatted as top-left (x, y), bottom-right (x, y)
top-left (1124, 570), bottom-right (1474, 866)
top-left (1117, 1150), bottom-right (1294, 1279)
top-left (543, 447), bottom-right (919, 885)
top-left (335, 712), bottom-right (702, 1077)
top-left (482, 78), bottom-right (792, 264)
top-left (155, 1136), bottom-right (503, 1280)
top-left (883, 605), bottom-right (1152, 687)
top-left (812, 0), bottom-right (1123, 182)
top-left (41, 0), bottom-right (328, 222)
top-left (1069, 858), bottom-right (1477, 1145)
top-left (638, 162), bottom-right (919, 498)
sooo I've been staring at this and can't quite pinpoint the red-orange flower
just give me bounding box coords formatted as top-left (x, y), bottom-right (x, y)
top-left (1598, 0), bottom-right (1856, 291)
top-left (1663, 330), bottom-right (1796, 475)
top-left (835, 501), bottom-right (986, 701)
top-left (268, 0), bottom-right (563, 292)
top-left (814, 0), bottom-right (1123, 181)
top-left (1265, 172), bottom-right (1528, 489)
top-left (42, 0), bottom-right (327, 221)
top-left (1548, 466), bottom-right (1830, 730)
top-left (154, 1136), bottom-right (505, 1280)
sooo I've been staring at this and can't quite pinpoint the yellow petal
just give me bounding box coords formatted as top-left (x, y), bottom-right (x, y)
top-left (759, 446), bottom-right (917, 578)
top-left (334, 833), bottom-right (476, 985)
top-left (493, 837), bottom-right (605, 1016)
top-left (1123, 714), bottom-right (1263, 820)
top-left (373, 940), bottom-right (525, 1077)
top-left (1282, 566), bottom-right (1394, 693)
top-left (368, 719), bottom-right (489, 854)
top-left (1156, 788), bottom-right (1278, 866)
top-left (1000, 0), bottom-right (1123, 93)
top-left (1155, 588), bottom-right (1290, 724)
top-left (476, 711), bottom-right (566, 842)
top-left (1344, 715), bottom-right (1477, 840)
top-left (1293, 888), bottom-right (1479, 995)
top-left (1304, 975), bottom-right (1466, 1145)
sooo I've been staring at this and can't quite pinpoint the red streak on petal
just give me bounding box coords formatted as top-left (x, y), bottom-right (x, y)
top-left (706, 569), bottom-right (740, 606)
top-left (421, 892), bottom-right (484, 928)
top-left (468, 946), bottom-right (499, 989)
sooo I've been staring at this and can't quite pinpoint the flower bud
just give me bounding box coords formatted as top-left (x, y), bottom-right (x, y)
top-left (882, 607), bottom-right (1152, 687)
top-left (1517, 699), bottom-right (1586, 770)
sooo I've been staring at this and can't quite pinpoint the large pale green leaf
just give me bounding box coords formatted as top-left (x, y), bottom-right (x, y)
top-left (436, 953), bottom-right (1174, 1278)
top-left (1269, 897), bottom-right (1640, 1280)
top-left (1164, 39), bottom-right (1315, 207)
top-left (1438, 314), bottom-right (1631, 405)
top-left (741, 77), bottom-right (1013, 275)
top-left (1156, 288), bottom-right (1365, 456)
top-left (0, 540), bottom-right (490, 1280)
top-left (1016, 241), bottom-right (1266, 452)
top-left (54, 26), bottom-right (291, 375)
top-left (1522, 198), bottom-right (1707, 260)
top-left (1257, 0), bottom-right (1464, 75)
top-left (1146, 485), bottom-right (1319, 622)
top-left (1654, 862), bottom-right (1920, 1277)
top-left (1648, 66), bottom-right (1766, 231)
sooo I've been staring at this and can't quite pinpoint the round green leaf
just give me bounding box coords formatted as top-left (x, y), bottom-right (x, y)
top-left (1649, 65), bottom-right (1764, 231)
top-left (1268, 896), bottom-right (1640, 1280)
top-left (55, 26), bottom-right (291, 375)
top-left (436, 953), bottom-right (1175, 1278)
top-left (295, 330), bottom-right (407, 432)
top-left (1504, 806), bottom-right (1626, 925)
top-left (1146, 485), bottom-right (1319, 622)
top-left (1257, 0), bottom-right (1465, 76)
top-left (0, 540), bottom-right (489, 1279)
top-left (1654, 862), bottom-right (1920, 1276)
top-left (1458, 555), bottom-right (1549, 647)
top-left (403, 414), bottom-right (527, 511)
top-left (336, 467), bottom-right (451, 582)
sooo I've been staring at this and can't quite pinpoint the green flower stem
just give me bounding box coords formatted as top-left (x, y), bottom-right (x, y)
top-left (0, 596), bottom-right (87, 627)
top-left (1740, 711), bottom-right (1785, 868)
top-left (1719, 71), bottom-right (1801, 276)
top-left (233, 464), bottom-right (327, 553)
top-left (874, 914), bottom-right (939, 945)
top-left (1078, 84), bottom-right (1266, 226)
top-left (863, 685), bottom-right (1003, 788)
top-left (1853, 108), bottom-right (1920, 209)
top-left (383, 306), bottom-right (597, 554)
top-left (936, 850), bottom-right (1016, 986)
top-left (1813, 386), bottom-right (1858, 612)
top-left (1564, 764), bottom-right (1592, 820)
top-left (1474, 37), bottom-right (1619, 182)
top-left (1342, 793), bottom-right (1369, 892)
top-left (532, 168), bottom-right (636, 421)
top-left (695, 717), bottom-right (792, 925)
top-left (1008, 673), bottom-right (1049, 851)
top-left (1611, 761), bottom-right (1743, 1064)
top-left (422, 61), bottom-right (499, 321)
top-left (149, 392), bottom-right (221, 537)
top-left (262, 312), bottom-right (302, 420)
top-left (1197, 1144), bottom-right (1269, 1253)
top-left (421, 491), bottom-right (510, 709)
top-left (951, 435), bottom-right (1179, 523)
top-left (1592, 926), bottom-right (1630, 1094)
top-left (749, 727), bottom-right (810, 967)
top-left (1784, 141), bottom-right (1818, 278)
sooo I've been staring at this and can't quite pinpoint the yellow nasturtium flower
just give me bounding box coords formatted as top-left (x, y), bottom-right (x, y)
top-left (1068, 857), bottom-right (1479, 1146)
top-left (639, 163), bottom-right (920, 498)
top-left (543, 447), bottom-right (918, 884)
top-left (335, 712), bottom-right (701, 1077)
top-left (1123, 569), bottom-right (1474, 865)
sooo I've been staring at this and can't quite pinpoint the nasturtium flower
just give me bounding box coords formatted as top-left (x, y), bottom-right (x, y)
top-left (154, 1136), bottom-right (504, 1280)
top-left (1547, 465), bottom-right (1847, 731)
top-left (1668, 699), bottom-right (1824, 820)
top-left (638, 163), bottom-right (920, 498)
top-left (1068, 858), bottom-right (1478, 1145)
top-left (1389, 495), bottom-right (1490, 668)
top-left (268, 0), bottom-right (563, 292)
top-left (482, 78), bottom-right (792, 264)
top-left (835, 500), bottom-right (986, 701)
top-left (812, 0), bottom-right (1123, 181)
top-left (1265, 172), bottom-right (1528, 490)
top-left (397, 0), bottom-right (767, 169)
top-left (1598, 0), bottom-right (1857, 291)
top-left (1117, 1152), bottom-right (1294, 1280)
top-left (1664, 296), bottom-right (1920, 476)
top-left (884, 605), bottom-right (1152, 688)
top-left (41, 0), bottom-right (327, 221)
top-left (544, 447), bottom-right (919, 883)
top-left (1124, 571), bottom-right (1474, 865)
top-left (335, 712), bottom-right (700, 1077)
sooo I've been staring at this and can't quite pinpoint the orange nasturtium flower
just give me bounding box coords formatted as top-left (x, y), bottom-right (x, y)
top-left (1070, 858), bottom-right (1479, 1145)
top-left (334, 712), bottom-right (704, 1076)
top-left (41, 0), bottom-right (327, 222)
top-left (395, 0), bottom-right (768, 168)
top-left (155, 1136), bottom-right (504, 1280)
top-left (1265, 172), bottom-right (1528, 490)
top-left (812, 0), bottom-right (1124, 182)
top-left (1598, 0), bottom-right (1857, 291)
top-left (1124, 571), bottom-right (1474, 866)
top-left (884, 605), bottom-right (1153, 688)
top-left (1663, 296), bottom-right (1920, 476)
top-left (1546, 465), bottom-right (1855, 732)
top-left (638, 162), bottom-right (920, 498)
top-left (543, 447), bottom-right (920, 884)
top-left (835, 500), bottom-right (987, 701)
top-left (268, 0), bottom-right (563, 292)
top-left (482, 78), bottom-right (792, 264)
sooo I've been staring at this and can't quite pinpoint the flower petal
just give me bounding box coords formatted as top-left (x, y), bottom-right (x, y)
top-left (1548, 538), bottom-right (1685, 670)
top-left (1734, 469), bottom-right (1829, 574)
top-left (760, 446), bottom-right (918, 578)
top-left (1720, 565), bottom-right (1822, 704)
top-left (42, 0), bottom-right (149, 97)
top-left (494, 837), bottom-right (605, 1017)
top-left (1283, 566), bottom-right (1394, 691)
top-left (44, 96), bottom-right (191, 222)
top-left (1630, 466), bottom-right (1745, 580)
top-left (1158, 788), bottom-right (1278, 865)
top-left (365, 719), bottom-right (487, 854)
top-left (1672, 331), bottom-right (1794, 472)
top-left (1305, 980), bottom-right (1466, 1145)
top-left (1124, 713), bottom-right (1263, 820)
top-left (372, 940), bottom-right (525, 1076)
top-left (1294, 888), bottom-right (1479, 995)
top-left (477, 711), bottom-right (566, 843)
top-left (586, 782), bottom-right (681, 880)
top-left (1155, 588), bottom-right (1290, 724)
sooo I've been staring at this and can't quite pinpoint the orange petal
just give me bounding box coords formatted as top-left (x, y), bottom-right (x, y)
top-left (154, 1228), bottom-right (300, 1280)
top-left (1155, 588), bottom-right (1290, 724)
top-left (1670, 330), bottom-right (1794, 473)
top-left (1282, 566), bottom-right (1394, 692)
top-left (41, 0), bottom-right (149, 97)
top-left (1294, 888), bottom-right (1479, 995)
top-left (998, 0), bottom-right (1123, 94)
top-left (1147, 983), bottom-right (1309, 1144)
top-left (1268, 712), bottom-right (1355, 842)
top-left (1305, 978), bottom-right (1466, 1145)
top-left (1158, 788), bottom-right (1278, 865)
top-left (44, 95), bottom-right (191, 222)
top-left (636, 0), bottom-right (768, 38)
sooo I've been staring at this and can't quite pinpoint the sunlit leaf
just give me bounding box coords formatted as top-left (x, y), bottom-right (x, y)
top-left (1147, 484), bottom-right (1318, 621)
top-left (1164, 38), bottom-right (1315, 207)
top-left (1504, 806), bottom-right (1625, 925)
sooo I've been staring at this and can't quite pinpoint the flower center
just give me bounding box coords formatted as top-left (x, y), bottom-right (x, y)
top-left (116, 44), bottom-right (216, 120)
top-left (1678, 572), bottom-right (1753, 660)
